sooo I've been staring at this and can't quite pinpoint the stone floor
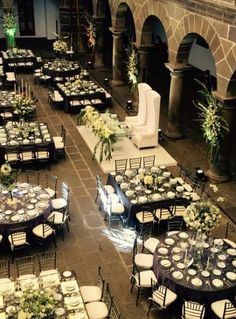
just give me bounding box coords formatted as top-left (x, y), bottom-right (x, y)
top-left (1, 69), bottom-right (235, 319)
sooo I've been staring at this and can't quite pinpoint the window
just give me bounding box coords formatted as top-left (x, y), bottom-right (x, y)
top-left (18, 0), bottom-right (35, 36)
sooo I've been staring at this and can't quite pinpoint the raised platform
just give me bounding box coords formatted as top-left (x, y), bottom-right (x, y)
top-left (78, 126), bottom-right (177, 173)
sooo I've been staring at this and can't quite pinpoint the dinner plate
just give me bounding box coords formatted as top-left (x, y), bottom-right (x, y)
top-left (55, 308), bottom-right (65, 316)
top-left (126, 190), bottom-right (134, 197)
top-left (27, 204), bottom-right (34, 210)
top-left (39, 193), bottom-right (50, 200)
top-left (63, 271), bottom-right (72, 278)
top-left (173, 247), bottom-right (181, 253)
top-left (138, 196), bottom-right (147, 203)
top-left (115, 176), bottom-right (123, 183)
top-left (152, 193), bottom-right (162, 201)
top-left (176, 262), bottom-right (185, 270)
top-left (171, 270), bottom-right (183, 280)
top-left (30, 199), bottom-right (37, 204)
top-left (65, 283), bottom-right (76, 292)
top-left (145, 189), bottom-right (152, 194)
top-left (11, 215), bottom-right (20, 222)
top-left (27, 209), bottom-right (38, 217)
top-left (20, 183), bottom-right (29, 188)
top-left (130, 199), bottom-right (137, 204)
top-left (188, 268), bottom-right (197, 276)
top-left (158, 188), bottom-right (164, 193)
top-left (17, 209), bottom-right (25, 215)
top-left (158, 247), bottom-right (168, 255)
top-left (201, 270), bottom-right (210, 278)
top-left (5, 210), bottom-right (12, 215)
top-left (213, 269), bottom-right (221, 276)
top-left (191, 278), bottom-right (202, 287)
top-left (178, 232), bottom-right (189, 239)
top-left (6, 306), bottom-right (16, 314)
top-left (2, 190), bottom-right (9, 195)
top-left (32, 186), bottom-right (41, 192)
top-left (37, 202), bottom-right (48, 209)
top-left (167, 191), bottom-right (175, 199)
top-left (212, 279), bottom-right (224, 288)
top-left (217, 262), bottom-right (226, 269)
top-left (232, 260), bottom-right (236, 267)
top-left (227, 248), bottom-right (236, 256)
top-left (165, 238), bottom-right (175, 246)
top-left (226, 272), bottom-right (236, 281)
top-left (214, 239), bottom-right (224, 246)
top-left (172, 254), bottom-right (181, 262)
top-left (68, 296), bottom-right (80, 306)
top-left (160, 259), bottom-right (171, 268)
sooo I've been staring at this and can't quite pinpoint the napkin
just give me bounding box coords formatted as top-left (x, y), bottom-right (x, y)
top-left (212, 279), bottom-right (223, 287)
top-left (64, 295), bottom-right (83, 310)
top-left (183, 183), bottom-right (193, 192)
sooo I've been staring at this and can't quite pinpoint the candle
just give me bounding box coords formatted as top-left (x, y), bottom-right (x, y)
top-left (184, 249), bottom-right (188, 263)
top-left (206, 256), bottom-right (210, 269)
top-left (25, 82), bottom-right (27, 97)
top-left (18, 85), bottom-right (20, 96)
top-left (29, 85), bottom-right (31, 98)
top-left (14, 83), bottom-right (16, 94)
top-left (21, 78), bottom-right (23, 92)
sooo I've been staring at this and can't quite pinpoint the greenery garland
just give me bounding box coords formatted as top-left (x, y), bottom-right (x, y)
top-left (195, 80), bottom-right (229, 164)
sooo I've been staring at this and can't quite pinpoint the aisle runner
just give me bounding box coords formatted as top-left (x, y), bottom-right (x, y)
top-left (78, 126), bottom-right (177, 173)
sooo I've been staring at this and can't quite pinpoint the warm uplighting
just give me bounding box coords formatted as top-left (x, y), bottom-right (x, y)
top-left (126, 100), bottom-right (133, 111)
top-left (195, 168), bottom-right (207, 182)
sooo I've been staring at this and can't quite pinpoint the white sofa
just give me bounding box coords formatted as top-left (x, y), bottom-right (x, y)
top-left (125, 82), bottom-right (152, 128)
top-left (132, 90), bottom-right (161, 149)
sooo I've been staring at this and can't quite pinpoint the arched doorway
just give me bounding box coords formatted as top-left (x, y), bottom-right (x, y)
top-left (140, 15), bottom-right (169, 113)
top-left (177, 33), bottom-right (216, 140)
top-left (113, 2), bottom-right (136, 83)
top-left (97, 0), bottom-right (112, 67)
top-left (77, 0), bottom-right (94, 54)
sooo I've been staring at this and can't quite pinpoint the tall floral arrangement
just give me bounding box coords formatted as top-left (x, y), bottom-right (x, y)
top-left (84, 14), bottom-right (96, 48)
top-left (125, 40), bottom-right (139, 93)
top-left (195, 80), bottom-right (229, 164)
top-left (20, 289), bottom-right (55, 318)
top-left (77, 106), bottom-right (118, 163)
top-left (1, 7), bottom-right (17, 49)
top-left (183, 184), bottom-right (224, 233)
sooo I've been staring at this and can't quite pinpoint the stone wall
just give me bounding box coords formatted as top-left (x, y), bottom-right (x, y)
top-left (108, 0), bottom-right (236, 98)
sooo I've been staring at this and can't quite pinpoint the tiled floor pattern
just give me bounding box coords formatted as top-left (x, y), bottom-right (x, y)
top-left (0, 72), bottom-right (234, 319)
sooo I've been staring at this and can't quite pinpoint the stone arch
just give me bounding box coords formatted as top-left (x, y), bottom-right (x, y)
top-left (140, 15), bottom-right (168, 47)
top-left (109, 0), bottom-right (137, 31)
top-left (169, 14), bottom-right (232, 95)
top-left (135, 0), bottom-right (172, 46)
top-left (221, 44), bottom-right (236, 97)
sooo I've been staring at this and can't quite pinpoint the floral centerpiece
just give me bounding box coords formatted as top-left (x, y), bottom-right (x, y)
top-left (0, 162), bottom-right (17, 190)
top-left (183, 184), bottom-right (223, 234)
top-left (77, 105), bottom-right (118, 163)
top-left (53, 32), bottom-right (68, 57)
top-left (1, 7), bottom-right (17, 49)
top-left (195, 80), bottom-right (229, 165)
top-left (12, 95), bottom-right (35, 118)
top-left (125, 40), bottom-right (139, 93)
top-left (19, 289), bottom-right (55, 319)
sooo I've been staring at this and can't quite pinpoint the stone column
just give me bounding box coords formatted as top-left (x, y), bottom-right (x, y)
top-left (110, 27), bottom-right (124, 87)
top-left (93, 16), bottom-right (106, 68)
top-left (206, 93), bottom-right (236, 182)
top-left (165, 64), bottom-right (191, 138)
top-left (138, 45), bottom-right (155, 83)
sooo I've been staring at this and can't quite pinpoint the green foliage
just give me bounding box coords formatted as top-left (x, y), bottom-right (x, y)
top-left (195, 80), bottom-right (229, 164)
top-left (125, 40), bottom-right (139, 93)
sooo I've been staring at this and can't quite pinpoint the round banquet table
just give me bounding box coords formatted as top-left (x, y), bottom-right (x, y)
top-left (0, 183), bottom-right (51, 237)
top-left (153, 231), bottom-right (236, 318)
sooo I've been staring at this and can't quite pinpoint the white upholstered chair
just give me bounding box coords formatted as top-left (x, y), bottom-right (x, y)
top-left (132, 90), bottom-right (161, 149)
top-left (125, 83), bottom-right (152, 128)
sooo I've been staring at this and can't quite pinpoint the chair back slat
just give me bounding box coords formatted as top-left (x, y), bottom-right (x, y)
top-left (0, 260), bottom-right (10, 279)
top-left (16, 255), bottom-right (35, 277)
top-left (104, 283), bottom-right (113, 313)
top-left (38, 250), bottom-right (57, 272)
top-left (224, 302), bottom-right (236, 318)
top-left (115, 159), bottom-right (127, 173)
top-left (129, 157), bottom-right (142, 170)
top-left (183, 301), bottom-right (205, 319)
top-left (109, 299), bottom-right (121, 319)
top-left (143, 155), bottom-right (155, 168)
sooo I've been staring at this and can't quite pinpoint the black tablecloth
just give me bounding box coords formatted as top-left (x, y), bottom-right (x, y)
top-left (0, 186), bottom-right (52, 236)
top-left (153, 233), bottom-right (236, 318)
top-left (42, 66), bottom-right (80, 79)
top-left (57, 86), bottom-right (107, 112)
top-left (107, 174), bottom-right (189, 227)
